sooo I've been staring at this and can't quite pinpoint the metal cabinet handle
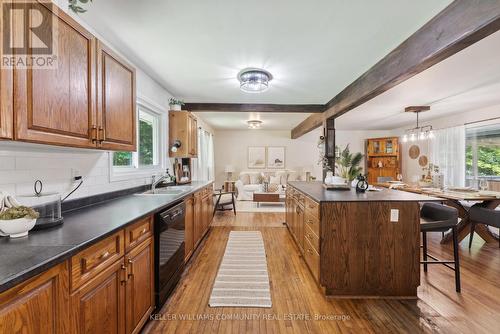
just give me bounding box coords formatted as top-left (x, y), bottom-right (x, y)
top-left (127, 258), bottom-right (133, 278)
top-left (99, 251), bottom-right (110, 260)
top-left (90, 125), bottom-right (98, 143)
top-left (98, 126), bottom-right (106, 143)
top-left (142, 228), bottom-right (147, 234)
top-left (120, 264), bottom-right (127, 284)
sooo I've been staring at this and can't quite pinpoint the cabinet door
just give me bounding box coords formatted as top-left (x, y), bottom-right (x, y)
top-left (125, 239), bottom-right (154, 334)
top-left (193, 193), bottom-right (203, 247)
top-left (71, 260), bottom-right (126, 334)
top-left (0, 1), bottom-right (13, 139)
top-left (297, 204), bottom-right (305, 252)
top-left (188, 114), bottom-right (198, 157)
top-left (169, 111), bottom-right (189, 157)
top-left (96, 41), bottom-right (136, 151)
top-left (14, 2), bottom-right (97, 148)
top-left (184, 196), bottom-right (194, 260)
top-left (201, 195), bottom-right (209, 235)
top-left (0, 262), bottom-right (70, 334)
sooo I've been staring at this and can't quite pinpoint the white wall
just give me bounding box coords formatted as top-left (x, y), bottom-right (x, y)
top-left (213, 128), bottom-right (323, 187)
top-left (0, 2), bottom-right (174, 200)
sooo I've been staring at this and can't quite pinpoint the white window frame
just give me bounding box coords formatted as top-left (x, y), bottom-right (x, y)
top-left (110, 96), bottom-right (166, 182)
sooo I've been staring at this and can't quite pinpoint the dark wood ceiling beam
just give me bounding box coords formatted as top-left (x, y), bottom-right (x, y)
top-left (185, 103), bottom-right (325, 113)
top-left (291, 0), bottom-right (500, 139)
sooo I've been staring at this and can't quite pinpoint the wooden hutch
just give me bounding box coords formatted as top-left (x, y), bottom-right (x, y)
top-left (365, 137), bottom-right (401, 184)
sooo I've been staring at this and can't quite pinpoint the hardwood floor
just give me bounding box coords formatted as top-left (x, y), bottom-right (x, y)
top-left (144, 212), bottom-right (500, 334)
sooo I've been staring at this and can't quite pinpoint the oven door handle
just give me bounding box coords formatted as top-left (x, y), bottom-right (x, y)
top-left (167, 210), bottom-right (183, 221)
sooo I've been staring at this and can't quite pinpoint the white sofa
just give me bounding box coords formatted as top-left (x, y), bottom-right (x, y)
top-left (234, 171), bottom-right (293, 201)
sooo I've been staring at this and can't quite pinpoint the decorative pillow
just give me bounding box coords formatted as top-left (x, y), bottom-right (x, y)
top-left (239, 173), bottom-right (250, 185)
top-left (269, 175), bottom-right (280, 185)
top-left (268, 183), bottom-right (279, 193)
top-left (249, 173), bottom-right (261, 184)
top-left (275, 171), bottom-right (289, 185)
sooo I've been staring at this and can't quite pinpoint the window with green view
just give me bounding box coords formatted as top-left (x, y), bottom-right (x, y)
top-left (113, 106), bottom-right (159, 169)
top-left (466, 123), bottom-right (500, 180)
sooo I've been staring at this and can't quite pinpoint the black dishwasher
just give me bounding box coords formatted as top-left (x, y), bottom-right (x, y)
top-left (154, 201), bottom-right (185, 308)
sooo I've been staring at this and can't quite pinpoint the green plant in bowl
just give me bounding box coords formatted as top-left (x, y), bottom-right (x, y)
top-left (0, 206), bottom-right (39, 220)
top-left (0, 206), bottom-right (40, 238)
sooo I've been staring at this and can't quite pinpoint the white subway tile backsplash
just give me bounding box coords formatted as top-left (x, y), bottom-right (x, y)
top-left (0, 148), bottom-right (157, 200)
top-left (0, 157), bottom-right (15, 170)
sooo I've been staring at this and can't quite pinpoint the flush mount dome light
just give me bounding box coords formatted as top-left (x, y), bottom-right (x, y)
top-left (247, 120), bottom-right (263, 129)
top-left (237, 68), bottom-right (273, 93)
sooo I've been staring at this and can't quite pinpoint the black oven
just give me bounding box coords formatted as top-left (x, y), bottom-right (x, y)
top-left (154, 201), bottom-right (185, 308)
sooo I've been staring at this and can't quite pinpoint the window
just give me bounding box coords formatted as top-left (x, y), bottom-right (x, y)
top-left (466, 123), bottom-right (500, 182)
top-left (112, 103), bottom-right (162, 173)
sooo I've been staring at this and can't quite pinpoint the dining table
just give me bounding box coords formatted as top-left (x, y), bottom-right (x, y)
top-left (376, 183), bottom-right (500, 244)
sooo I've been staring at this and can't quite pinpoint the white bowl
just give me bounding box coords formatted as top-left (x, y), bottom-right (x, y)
top-left (0, 217), bottom-right (37, 238)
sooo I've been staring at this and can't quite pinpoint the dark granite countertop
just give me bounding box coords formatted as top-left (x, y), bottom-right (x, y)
top-left (0, 180), bottom-right (212, 293)
top-left (288, 181), bottom-right (442, 203)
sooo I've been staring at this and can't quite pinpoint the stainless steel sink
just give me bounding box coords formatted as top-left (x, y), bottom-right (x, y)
top-left (136, 186), bottom-right (193, 196)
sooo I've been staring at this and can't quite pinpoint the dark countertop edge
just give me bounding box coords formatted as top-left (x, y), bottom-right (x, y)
top-left (0, 181), bottom-right (212, 293)
top-left (288, 181), bottom-right (443, 203)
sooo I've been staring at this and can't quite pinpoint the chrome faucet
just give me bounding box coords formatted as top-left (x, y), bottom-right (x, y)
top-left (151, 175), bottom-right (169, 193)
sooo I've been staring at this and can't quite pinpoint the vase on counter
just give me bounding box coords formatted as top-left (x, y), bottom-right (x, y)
top-left (324, 171), bottom-right (334, 184)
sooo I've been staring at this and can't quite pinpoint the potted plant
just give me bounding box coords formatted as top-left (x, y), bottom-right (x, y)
top-left (169, 98), bottom-right (185, 111)
top-left (0, 206), bottom-right (39, 238)
top-left (335, 145), bottom-right (364, 186)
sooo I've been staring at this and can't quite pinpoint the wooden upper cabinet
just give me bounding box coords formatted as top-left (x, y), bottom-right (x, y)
top-left (0, 1), bottom-right (13, 139)
top-left (14, 2), bottom-right (97, 148)
top-left (96, 41), bottom-right (136, 151)
top-left (0, 262), bottom-right (70, 334)
top-left (188, 113), bottom-right (198, 156)
top-left (169, 111), bottom-right (198, 158)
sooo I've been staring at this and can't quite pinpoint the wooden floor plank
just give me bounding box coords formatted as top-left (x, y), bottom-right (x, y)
top-left (144, 212), bottom-right (500, 334)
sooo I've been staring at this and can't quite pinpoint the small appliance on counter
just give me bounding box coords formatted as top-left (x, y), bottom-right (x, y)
top-left (173, 158), bottom-right (192, 184)
top-left (18, 181), bottom-right (63, 230)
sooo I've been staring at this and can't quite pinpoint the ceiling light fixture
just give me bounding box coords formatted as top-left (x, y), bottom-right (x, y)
top-left (237, 68), bottom-right (273, 93)
top-left (401, 106), bottom-right (434, 143)
top-left (247, 120), bottom-right (263, 129)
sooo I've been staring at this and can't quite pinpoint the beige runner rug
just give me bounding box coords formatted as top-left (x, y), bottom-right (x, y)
top-left (209, 231), bottom-right (272, 308)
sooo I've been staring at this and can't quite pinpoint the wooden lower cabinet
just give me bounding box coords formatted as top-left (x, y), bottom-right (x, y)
top-left (68, 216), bottom-right (154, 334)
top-left (190, 185), bottom-right (214, 254)
top-left (286, 187), bottom-right (319, 284)
top-left (70, 259), bottom-right (126, 334)
top-left (125, 238), bottom-right (154, 334)
top-left (184, 196), bottom-right (195, 260)
top-left (0, 262), bottom-right (70, 334)
top-left (193, 192), bottom-right (203, 247)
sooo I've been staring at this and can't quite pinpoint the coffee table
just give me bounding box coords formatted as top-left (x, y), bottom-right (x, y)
top-left (253, 192), bottom-right (285, 208)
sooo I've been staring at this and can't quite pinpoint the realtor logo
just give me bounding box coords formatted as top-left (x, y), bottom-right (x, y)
top-left (2, 1), bottom-right (58, 69)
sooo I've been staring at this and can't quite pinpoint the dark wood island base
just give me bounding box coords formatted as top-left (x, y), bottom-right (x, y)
top-left (286, 181), bottom-right (441, 299)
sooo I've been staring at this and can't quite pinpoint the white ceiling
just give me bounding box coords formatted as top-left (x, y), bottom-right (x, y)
top-left (194, 112), bottom-right (311, 131)
top-left (79, 0), bottom-right (451, 104)
top-left (335, 30), bottom-right (500, 130)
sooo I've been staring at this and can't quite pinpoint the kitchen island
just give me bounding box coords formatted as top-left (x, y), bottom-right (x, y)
top-left (286, 181), bottom-right (441, 298)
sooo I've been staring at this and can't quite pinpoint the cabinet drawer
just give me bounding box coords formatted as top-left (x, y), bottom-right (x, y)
top-left (71, 231), bottom-right (124, 291)
top-left (125, 216), bottom-right (152, 252)
top-left (304, 224), bottom-right (320, 254)
top-left (305, 197), bottom-right (320, 219)
top-left (304, 237), bottom-right (320, 282)
top-left (304, 213), bottom-right (320, 237)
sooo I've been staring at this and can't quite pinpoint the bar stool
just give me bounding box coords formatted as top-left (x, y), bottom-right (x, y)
top-left (469, 203), bottom-right (500, 248)
top-left (420, 202), bottom-right (461, 292)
